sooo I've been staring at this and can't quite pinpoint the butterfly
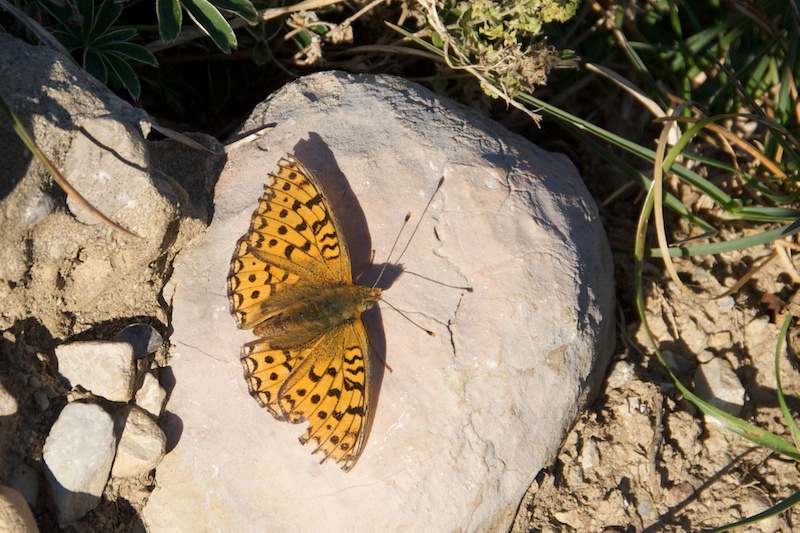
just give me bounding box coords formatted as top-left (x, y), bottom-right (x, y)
top-left (227, 154), bottom-right (381, 472)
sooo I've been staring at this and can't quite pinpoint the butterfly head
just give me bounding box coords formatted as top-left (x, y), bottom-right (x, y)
top-left (355, 285), bottom-right (382, 314)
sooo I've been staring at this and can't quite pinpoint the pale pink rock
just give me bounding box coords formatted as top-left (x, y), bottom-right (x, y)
top-left (144, 71), bottom-right (614, 532)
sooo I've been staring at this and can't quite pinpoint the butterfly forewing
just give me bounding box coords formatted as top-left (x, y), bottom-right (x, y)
top-left (267, 162), bottom-right (350, 278)
top-left (229, 156), bottom-right (352, 329)
top-left (227, 154), bottom-right (374, 472)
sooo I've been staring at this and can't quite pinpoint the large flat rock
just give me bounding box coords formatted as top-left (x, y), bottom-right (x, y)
top-left (144, 71), bottom-right (614, 532)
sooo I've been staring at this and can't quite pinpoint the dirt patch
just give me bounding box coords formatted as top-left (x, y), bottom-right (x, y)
top-left (511, 238), bottom-right (800, 532)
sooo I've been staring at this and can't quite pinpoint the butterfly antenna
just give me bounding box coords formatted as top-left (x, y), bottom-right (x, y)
top-left (371, 213), bottom-right (411, 289)
top-left (371, 177), bottom-right (445, 289)
top-left (395, 177), bottom-right (445, 264)
top-left (380, 298), bottom-right (436, 337)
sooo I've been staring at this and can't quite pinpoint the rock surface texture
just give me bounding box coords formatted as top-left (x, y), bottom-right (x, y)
top-left (54, 341), bottom-right (136, 402)
top-left (143, 71), bottom-right (615, 532)
top-left (0, 485), bottom-right (38, 533)
top-left (0, 33), bottom-right (217, 338)
top-left (111, 405), bottom-right (167, 478)
top-left (42, 402), bottom-right (115, 527)
top-left (0, 35), bottom-right (216, 529)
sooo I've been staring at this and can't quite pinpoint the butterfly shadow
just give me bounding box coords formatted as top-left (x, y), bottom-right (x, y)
top-left (354, 264), bottom-right (410, 452)
top-left (292, 135), bottom-right (373, 273)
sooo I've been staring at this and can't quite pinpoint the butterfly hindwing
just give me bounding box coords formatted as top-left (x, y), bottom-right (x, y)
top-left (228, 241), bottom-right (297, 330)
top-left (241, 339), bottom-right (309, 419)
top-left (276, 322), bottom-right (370, 472)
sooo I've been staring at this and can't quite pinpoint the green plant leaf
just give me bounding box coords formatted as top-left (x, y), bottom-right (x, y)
top-left (180, 0), bottom-right (237, 52)
top-left (75, 0), bottom-right (95, 41)
top-left (92, 28), bottom-right (137, 48)
top-left (43, 0), bottom-right (161, 98)
top-left (246, 17), bottom-right (283, 41)
top-left (90, 0), bottom-right (122, 41)
top-left (107, 42), bottom-right (158, 67)
top-left (292, 28), bottom-right (313, 47)
top-left (647, 222), bottom-right (800, 258)
top-left (252, 41), bottom-right (270, 66)
top-left (775, 314), bottom-right (800, 451)
top-left (212, 0), bottom-right (256, 23)
top-left (84, 47), bottom-right (107, 83)
top-left (157, 0), bottom-right (183, 43)
top-left (728, 206), bottom-right (800, 222)
top-left (37, 0), bottom-right (75, 25)
top-left (52, 30), bottom-right (83, 52)
top-left (635, 182), bottom-right (800, 463)
top-left (104, 51), bottom-right (142, 99)
top-left (704, 490), bottom-right (800, 533)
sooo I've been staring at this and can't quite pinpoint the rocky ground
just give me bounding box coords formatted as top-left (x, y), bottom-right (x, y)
top-left (2, 34), bottom-right (800, 533)
top-left (5, 241), bottom-right (799, 532)
top-left (509, 186), bottom-right (800, 532)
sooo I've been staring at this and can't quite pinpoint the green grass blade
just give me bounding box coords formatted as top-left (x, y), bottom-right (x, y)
top-left (774, 313), bottom-right (800, 448)
top-left (703, 489), bottom-right (800, 533)
top-left (635, 179), bottom-right (800, 463)
top-left (647, 222), bottom-right (800, 258)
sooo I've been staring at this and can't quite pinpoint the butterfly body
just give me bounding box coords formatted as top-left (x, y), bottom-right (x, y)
top-left (228, 155), bottom-right (378, 472)
top-left (251, 282), bottom-right (382, 348)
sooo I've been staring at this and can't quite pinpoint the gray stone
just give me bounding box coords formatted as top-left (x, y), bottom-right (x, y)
top-left (54, 341), bottom-right (135, 402)
top-left (580, 437), bottom-right (600, 472)
top-left (111, 405), bottom-right (167, 478)
top-left (693, 357), bottom-right (746, 416)
top-left (739, 491), bottom-right (785, 531)
top-left (566, 464), bottom-right (584, 488)
top-left (637, 500), bottom-right (656, 521)
top-left (144, 71), bottom-right (614, 532)
top-left (116, 323), bottom-right (163, 359)
top-left (0, 485), bottom-right (38, 533)
top-left (134, 372), bottom-right (167, 418)
top-left (24, 191), bottom-right (55, 227)
top-left (64, 118), bottom-right (150, 227)
top-left (32, 390), bottom-right (49, 412)
top-left (0, 33), bottom-right (215, 340)
top-left (43, 402), bottom-right (115, 527)
top-left (606, 360), bottom-right (634, 390)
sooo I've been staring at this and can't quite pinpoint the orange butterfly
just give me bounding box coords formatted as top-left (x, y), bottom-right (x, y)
top-left (227, 155), bottom-right (380, 472)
